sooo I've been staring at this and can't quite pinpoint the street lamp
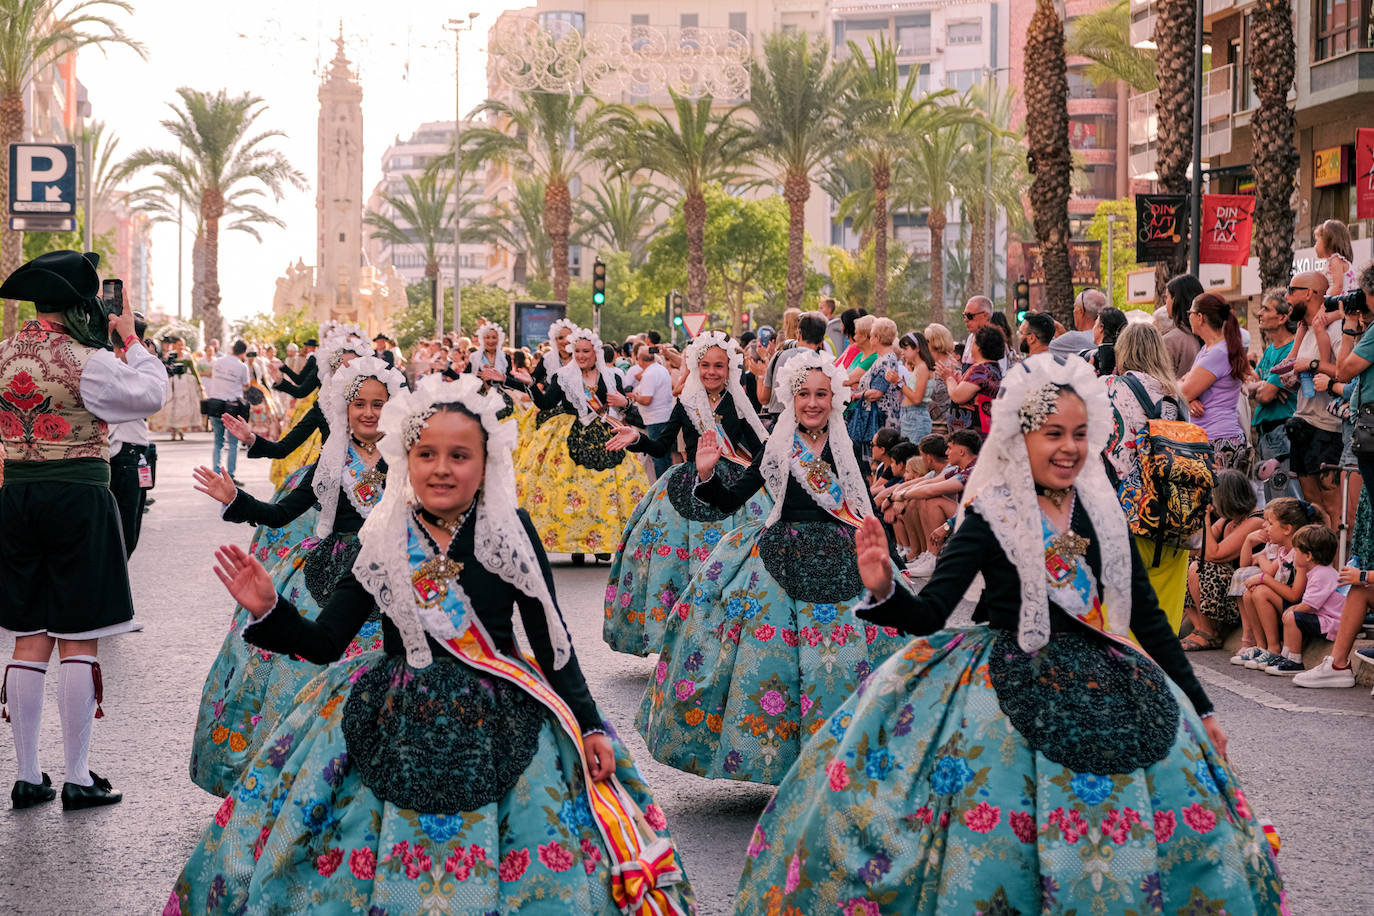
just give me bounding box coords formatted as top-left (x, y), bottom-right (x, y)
top-left (446, 12), bottom-right (480, 335)
top-left (981, 65), bottom-right (1012, 301)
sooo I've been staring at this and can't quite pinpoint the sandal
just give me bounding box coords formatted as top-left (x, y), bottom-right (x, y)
top-left (1180, 631), bottom-right (1223, 651)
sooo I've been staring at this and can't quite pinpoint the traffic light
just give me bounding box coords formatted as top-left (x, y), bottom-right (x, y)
top-left (1014, 276), bottom-right (1031, 324)
top-left (592, 258), bottom-right (606, 306)
top-left (671, 291), bottom-right (684, 328)
top-left (741, 311), bottom-right (751, 329)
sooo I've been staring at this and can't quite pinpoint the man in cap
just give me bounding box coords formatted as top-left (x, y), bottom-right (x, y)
top-left (0, 251), bottom-right (167, 809)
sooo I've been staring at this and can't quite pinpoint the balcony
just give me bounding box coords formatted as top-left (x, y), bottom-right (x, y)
top-left (1077, 148), bottom-right (1117, 166)
top-left (1203, 0), bottom-right (1238, 24)
top-left (1068, 97), bottom-right (1119, 117)
top-left (1127, 64), bottom-right (1234, 180)
top-left (1129, 0), bottom-right (1156, 48)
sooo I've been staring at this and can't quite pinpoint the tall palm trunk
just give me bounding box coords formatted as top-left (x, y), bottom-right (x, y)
top-left (783, 169), bottom-right (810, 311)
top-left (0, 92), bottom-right (25, 337)
top-left (928, 209), bottom-right (947, 325)
top-left (545, 179), bottom-right (572, 302)
top-left (1025, 0), bottom-right (1074, 323)
top-left (200, 188), bottom-right (225, 343)
top-left (969, 207), bottom-right (988, 298)
top-left (684, 189), bottom-right (709, 316)
top-left (191, 231), bottom-right (206, 322)
top-left (1250, 0), bottom-right (1297, 292)
top-left (426, 261), bottom-right (440, 333)
top-left (1152, 0), bottom-right (1197, 296)
top-left (872, 158), bottom-right (890, 316)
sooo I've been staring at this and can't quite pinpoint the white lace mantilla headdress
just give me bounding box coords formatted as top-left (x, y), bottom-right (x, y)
top-left (760, 350), bottom-right (871, 527)
top-left (553, 328), bottom-right (618, 425)
top-left (352, 374), bottom-right (569, 669)
top-left (541, 318), bottom-right (579, 378)
top-left (313, 356), bottom-right (407, 537)
top-left (474, 322), bottom-right (509, 374)
top-left (320, 321), bottom-right (365, 343)
top-left (678, 331), bottom-right (769, 443)
top-left (958, 352), bottom-right (1130, 653)
top-left (317, 334), bottom-right (372, 379)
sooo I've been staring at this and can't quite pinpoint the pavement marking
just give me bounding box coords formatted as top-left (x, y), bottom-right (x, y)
top-left (1195, 665), bottom-right (1374, 718)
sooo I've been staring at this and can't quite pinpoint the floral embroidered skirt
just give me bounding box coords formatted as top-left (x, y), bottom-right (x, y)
top-left (636, 520), bottom-right (907, 785)
top-left (515, 412), bottom-right (650, 556)
top-left (603, 462), bottom-right (771, 656)
top-left (169, 650), bottom-right (697, 916)
top-left (270, 393), bottom-right (323, 489)
top-left (733, 626), bottom-right (1288, 916)
top-left (190, 493), bottom-right (383, 797)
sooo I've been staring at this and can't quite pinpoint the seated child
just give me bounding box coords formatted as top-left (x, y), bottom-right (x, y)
top-left (1235, 497), bottom-right (1325, 670)
top-left (1181, 470), bottom-right (1265, 650)
top-left (1265, 524), bottom-right (1344, 675)
top-left (893, 430), bottom-right (981, 570)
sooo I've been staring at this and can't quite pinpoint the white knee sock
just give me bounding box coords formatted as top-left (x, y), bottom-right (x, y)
top-left (4, 660), bottom-right (48, 785)
top-left (58, 656), bottom-right (101, 787)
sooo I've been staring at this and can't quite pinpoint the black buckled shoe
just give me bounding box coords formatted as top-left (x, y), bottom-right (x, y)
top-left (61, 771), bottom-right (122, 810)
top-left (11, 773), bottom-right (56, 809)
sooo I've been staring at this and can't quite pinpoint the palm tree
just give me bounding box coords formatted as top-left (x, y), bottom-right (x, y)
top-left (365, 172), bottom-right (462, 322)
top-left (599, 93), bottom-right (753, 312)
top-left (748, 31), bottom-right (853, 311)
top-left (125, 88), bottom-right (304, 338)
top-left (819, 155), bottom-right (877, 251)
top-left (845, 37), bottom-right (957, 315)
top-left (573, 176), bottom-right (664, 268)
top-left (1065, 0), bottom-right (1158, 92)
top-left (1024, 0), bottom-right (1075, 321)
top-left (0, 0), bottom-right (143, 335)
top-left (1152, 0), bottom-right (1198, 286)
top-left (952, 83), bottom-right (1029, 298)
top-left (77, 120), bottom-right (134, 227)
top-left (464, 90), bottom-right (613, 302)
top-left (467, 177), bottom-right (552, 288)
top-left (1250, 0), bottom-right (1298, 292)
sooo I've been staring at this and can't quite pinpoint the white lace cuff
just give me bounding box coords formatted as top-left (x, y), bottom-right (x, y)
top-left (853, 579), bottom-right (897, 611)
top-left (244, 593), bottom-right (285, 630)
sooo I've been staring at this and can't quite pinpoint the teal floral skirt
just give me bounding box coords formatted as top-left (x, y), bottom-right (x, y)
top-left (636, 520), bottom-right (906, 785)
top-left (733, 626), bottom-right (1288, 915)
top-left (169, 650), bottom-right (696, 916)
top-left (603, 462), bottom-right (770, 656)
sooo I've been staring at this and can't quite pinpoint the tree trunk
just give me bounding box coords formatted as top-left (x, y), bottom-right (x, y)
top-left (545, 179), bottom-right (572, 302)
top-left (428, 261), bottom-right (440, 337)
top-left (969, 206), bottom-right (987, 300)
top-left (872, 158), bottom-right (890, 316)
top-left (928, 208), bottom-right (947, 326)
top-left (783, 168), bottom-right (810, 311)
top-left (1250, 0), bottom-right (1298, 293)
top-left (191, 232), bottom-right (206, 323)
top-left (1025, 0), bottom-right (1075, 325)
top-left (1153, 0), bottom-right (1198, 294)
top-left (0, 92), bottom-right (25, 337)
top-left (201, 189), bottom-right (225, 345)
top-left (684, 189), bottom-right (708, 313)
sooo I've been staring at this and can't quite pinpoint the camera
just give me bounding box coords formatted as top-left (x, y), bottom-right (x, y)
top-left (648, 346), bottom-right (659, 356)
top-left (1325, 288), bottom-right (1368, 315)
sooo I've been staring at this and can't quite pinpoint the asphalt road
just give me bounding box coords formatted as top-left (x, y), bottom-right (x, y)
top-left (0, 434), bottom-right (1370, 915)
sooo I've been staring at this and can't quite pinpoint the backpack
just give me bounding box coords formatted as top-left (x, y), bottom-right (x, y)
top-left (1115, 374), bottom-right (1215, 566)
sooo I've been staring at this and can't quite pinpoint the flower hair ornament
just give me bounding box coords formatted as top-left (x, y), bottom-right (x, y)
top-left (474, 322), bottom-right (509, 374)
top-left (553, 327), bottom-right (619, 425)
top-left (957, 353), bottom-right (1130, 653)
top-left (352, 374), bottom-right (569, 670)
top-left (317, 333), bottom-right (372, 377)
top-left (312, 356), bottom-right (407, 537)
top-left (541, 318), bottom-right (580, 378)
top-left (759, 350), bottom-right (870, 527)
top-left (678, 331), bottom-right (769, 443)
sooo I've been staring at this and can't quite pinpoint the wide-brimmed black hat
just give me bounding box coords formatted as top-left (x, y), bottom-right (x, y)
top-left (0, 250), bottom-right (100, 308)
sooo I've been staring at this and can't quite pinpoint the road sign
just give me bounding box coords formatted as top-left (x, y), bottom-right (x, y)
top-left (681, 312), bottom-right (708, 337)
top-left (8, 143), bottom-right (77, 231)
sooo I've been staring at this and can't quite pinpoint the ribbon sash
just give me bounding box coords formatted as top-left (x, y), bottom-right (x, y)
top-left (713, 416), bottom-right (752, 467)
top-left (341, 446), bottom-right (384, 513)
top-left (791, 434), bottom-right (864, 528)
top-left (1041, 515), bottom-right (1153, 657)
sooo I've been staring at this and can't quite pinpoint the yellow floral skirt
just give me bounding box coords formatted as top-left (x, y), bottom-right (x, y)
top-left (1136, 536), bottom-right (1187, 635)
top-left (515, 412), bottom-right (650, 555)
top-left (269, 392), bottom-right (322, 489)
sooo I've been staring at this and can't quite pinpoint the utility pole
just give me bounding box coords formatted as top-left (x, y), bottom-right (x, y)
top-left (446, 12), bottom-right (479, 336)
top-left (1107, 213), bottom-right (1117, 308)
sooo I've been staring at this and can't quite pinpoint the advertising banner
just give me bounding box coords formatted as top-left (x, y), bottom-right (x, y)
top-left (1357, 129), bottom-right (1374, 220)
top-left (1135, 194), bottom-right (1187, 264)
top-left (1199, 194), bottom-right (1255, 266)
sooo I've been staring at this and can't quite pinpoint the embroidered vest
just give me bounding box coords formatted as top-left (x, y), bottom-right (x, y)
top-left (0, 321), bottom-right (107, 462)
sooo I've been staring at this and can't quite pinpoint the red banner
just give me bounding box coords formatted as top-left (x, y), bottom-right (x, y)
top-left (1357, 129), bottom-right (1374, 220)
top-left (1199, 194), bottom-right (1255, 266)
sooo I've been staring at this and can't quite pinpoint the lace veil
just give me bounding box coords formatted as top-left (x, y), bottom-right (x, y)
top-left (352, 374), bottom-right (569, 669)
top-left (540, 318), bottom-right (579, 378)
top-left (474, 322), bottom-right (509, 374)
top-left (312, 356), bottom-right (407, 537)
top-left (958, 353), bottom-right (1131, 652)
top-left (678, 331), bottom-right (769, 443)
top-left (760, 350), bottom-right (871, 527)
top-left (552, 328), bottom-right (619, 425)
top-left (317, 332), bottom-right (372, 379)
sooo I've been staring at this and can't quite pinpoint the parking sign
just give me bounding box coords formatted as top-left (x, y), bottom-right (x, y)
top-left (8, 143), bottom-right (77, 231)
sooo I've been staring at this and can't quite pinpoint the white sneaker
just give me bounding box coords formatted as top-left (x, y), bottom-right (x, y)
top-left (1230, 646), bottom-right (1260, 666)
top-left (905, 552), bottom-right (937, 578)
top-left (1292, 656), bottom-right (1356, 688)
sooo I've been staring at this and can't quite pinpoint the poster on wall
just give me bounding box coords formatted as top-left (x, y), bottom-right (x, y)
top-left (1135, 194), bottom-right (1188, 264)
top-left (1199, 194), bottom-right (1256, 266)
top-left (1357, 128), bottom-right (1374, 220)
top-left (1022, 241), bottom-right (1102, 287)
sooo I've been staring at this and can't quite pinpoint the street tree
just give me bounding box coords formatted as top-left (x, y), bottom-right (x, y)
top-left (573, 176), bottom-right (664, 268)
top-left (125, 88), bottom-right (305, 340)
top-left (465, 176), bottom-right (551, 289)
top-left (365, 172), bottom-right (462, 325)
top-left (1024, 0), bottom-right (1075, 322)
top-left (820, 155), bottom-right (877, 252)
top-left (1250, 0), bottom-right (1298, 293)
top-left (1152, 0), bottom-right (1199, 287)
top-left (952, 83), bottom-right (1029, 297)
top-left (1065, 0), bottom-right (1158, 92)
top-left (0, 0), bottom-right (143, 335)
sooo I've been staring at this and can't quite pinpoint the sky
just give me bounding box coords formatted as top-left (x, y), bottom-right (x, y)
top-left (78, 0), bottom-right (516, 324)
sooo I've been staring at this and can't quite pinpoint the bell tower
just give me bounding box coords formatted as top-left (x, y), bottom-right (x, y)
top-left (315, 26), bottom-right (364, 321)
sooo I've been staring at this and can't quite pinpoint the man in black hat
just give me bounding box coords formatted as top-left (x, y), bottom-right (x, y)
top-left (0, 250), bottom-right (168, 810)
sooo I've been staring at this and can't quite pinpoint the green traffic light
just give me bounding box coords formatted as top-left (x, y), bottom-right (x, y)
top-left (593, 292), bottom-right (605, 305)
top-left (673, 315), bottom-right (683, 326)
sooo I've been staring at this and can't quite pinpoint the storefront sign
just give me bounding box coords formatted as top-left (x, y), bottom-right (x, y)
top-left (1199, 194), bottom-right (1255, 266)
top-left (1356, 129), bottom-right (1374, 220)
top-left (1314, 145), bottom-right (1351, 188)
top-left (1022, 241), bottom-right (1102, 287)
top-left (1126, 268), bottom-right (1157, 304)
top-left (1135, 194), bottom-right (1188, 264)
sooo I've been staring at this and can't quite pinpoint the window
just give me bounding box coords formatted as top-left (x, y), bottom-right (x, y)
top-left (339, 233), bottom-right (346, 243)
top-left (897, 63), bottom-right (932, 95)
top-left (835, 19), bottom-right (888, 58)
top-left (947, 20), bottom-right (982, 45)
top-left (681, 13), bottom-right (699, 49)
top-left (895, 14), bottom-right (931, 57)
top-left (631, 13), bottom-right (648, 25)
top-left (729, 12), bottom-right (747, 37)
top-left (1229, 35), bottom-right (1257, 112)
top-left (945, 68), bottom-right (981, 92)
top-left (538, 11), bottom-right (585, 35)
top-left (1315, 0), bottom-right (1362, 60)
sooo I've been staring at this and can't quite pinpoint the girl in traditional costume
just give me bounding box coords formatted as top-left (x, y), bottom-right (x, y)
top-left (602, 331), bottom-right (771, 656)
top-left (187, 356), bottom-right (405, 796)
top-left (169, 374), bottom-right (694, 916)
top-left (517, 318), bottom-right (578, 445)
top-left (516, 328), bottom-right (650, 561)
top-left (637, 351), bottom-right (906, 785)
top-left (733, 353), bottom-right (1287, 915)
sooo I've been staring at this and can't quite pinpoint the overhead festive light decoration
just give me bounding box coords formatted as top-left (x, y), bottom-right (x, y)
top-left (489, 17), bottom-right (751, 100)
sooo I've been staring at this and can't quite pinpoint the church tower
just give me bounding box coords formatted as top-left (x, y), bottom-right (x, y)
top-left (316, 30), bottom-right (364, 320)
